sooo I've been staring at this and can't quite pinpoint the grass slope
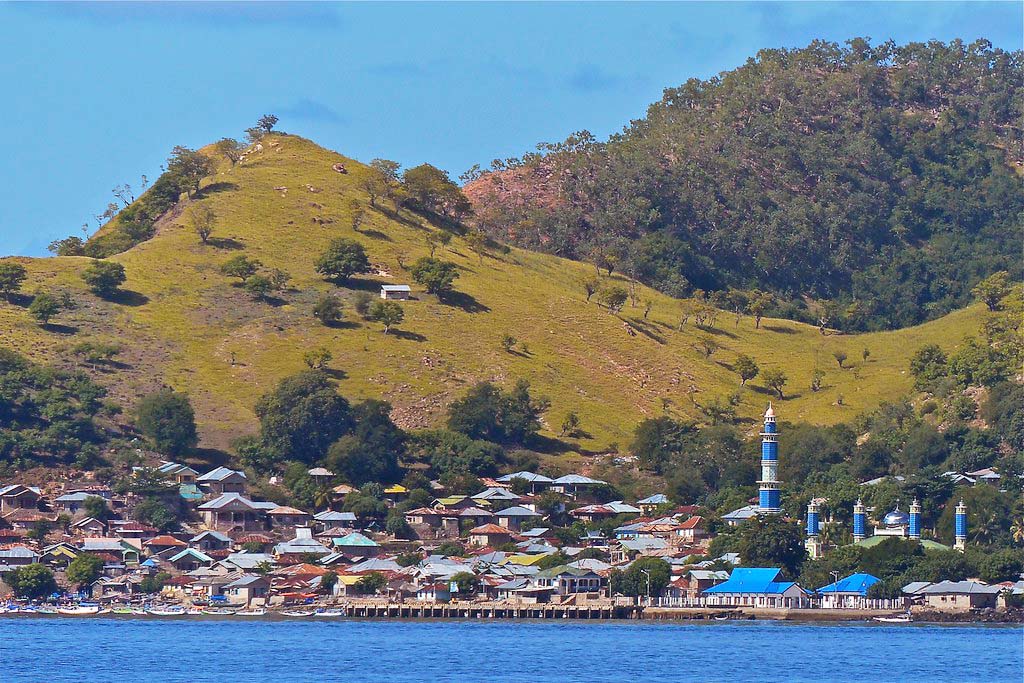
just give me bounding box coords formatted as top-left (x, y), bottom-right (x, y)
top-left (0, 135), bottom-right (988, 453)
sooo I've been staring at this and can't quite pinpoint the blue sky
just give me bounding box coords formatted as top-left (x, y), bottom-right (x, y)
top-left (1, 1), bottom-right (1020, 256)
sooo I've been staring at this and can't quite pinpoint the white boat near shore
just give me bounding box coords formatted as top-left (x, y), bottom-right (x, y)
top-left (873, 613), bottom-right (913, 623)
top-left (234, 608), bottom-right (268, 616)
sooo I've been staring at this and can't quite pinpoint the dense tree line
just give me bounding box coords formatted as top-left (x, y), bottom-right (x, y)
top-left (468, 39), bottom-right (1023, 330)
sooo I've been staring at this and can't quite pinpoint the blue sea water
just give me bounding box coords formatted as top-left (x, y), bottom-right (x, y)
top-left (1, 618), bottom-right (1021, 683)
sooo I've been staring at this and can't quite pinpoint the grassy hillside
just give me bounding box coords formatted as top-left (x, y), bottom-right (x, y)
top-left (0, 135), bottom-right (989, 454)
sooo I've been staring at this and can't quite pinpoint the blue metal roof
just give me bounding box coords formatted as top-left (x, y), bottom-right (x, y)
top-left (816, 573), bottom-right (880, 596)
top-left (702, 568), bottom-right (785, 594)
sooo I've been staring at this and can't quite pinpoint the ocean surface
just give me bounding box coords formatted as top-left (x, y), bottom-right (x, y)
top-left (1, 617), bottom-right (1021, 682)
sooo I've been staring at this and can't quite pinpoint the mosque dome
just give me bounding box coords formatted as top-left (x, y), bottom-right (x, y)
top-left (883, 509), bottom-right (910, 527)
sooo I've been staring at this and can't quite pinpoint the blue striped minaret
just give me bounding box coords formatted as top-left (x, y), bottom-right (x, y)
top-left (853, 499), bottom-right (867, 542)
top-left (909, 499), bottom-right (921, 539)
top-left (954, 499), bottom-right (967, 551)
top-left (758, 404), bottom-right (781, 513)
top-left (805, 500), bottom-right (821, 558)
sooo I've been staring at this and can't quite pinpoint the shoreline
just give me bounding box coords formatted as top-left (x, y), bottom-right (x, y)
top-left (2, 605), bottom-right (1019, 625)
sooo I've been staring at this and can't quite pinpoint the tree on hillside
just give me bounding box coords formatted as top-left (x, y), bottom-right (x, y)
top-left (166, 146), bottom-right (215, 198)
top-left (303, 347), bottom-right (333, 369)
top-left (133, 497), bottom-right (179, 532)
top-left (257, 114), bottom-right (279, 133)
top-left (402, 164), bottom-right (472, 221)
top-left (255, 370), bottom-right (352, 463)
top-left (81, 261), bottom-right (126, 298)
top-left (833, 350), bottom-right (848, 368)
top-left (66, 553), bottom-right (103, 589)
top-left (738, 515), bottom-right (806, 576)
top-left (747, 291), bottom-right (773, 329)
top-left (0, 262), bottom-right (27, 301)
top-left (582, 277), bottom-right (599, 302)
top-left (446, 380), bottom-right (545, 445)
top-left (464, 230), bottom-right (488, 263)
top-left (219, 254), bottom-right (261, 282)
top-left (348, 198), bottom-right (366, 232)
top-left (909, 344), bottom-right (948, 389)
top-left (630, 416), bottom-right (693, 474)
top-left (48, 236), bottom-right (86, 257)
top-left (243, 274), bottom-right (273, 300)
top-left (972, 271), bottom-right (1011, 311)
top-left (696, 335), bottom-right (719, 358)
top-left (83, 495), bottom-right (110, 522)
top-left (597, 285), bottom-right (628, 313)
top-left (188, 204), bottom-right (216, 244)
top-left (28, 291), bottom-right (63, 325)
top-left (315, 238), bottom-right (371, 284)
top-left (735, 354), bottom-right (759, 385)
top-left (313, 294), bottom-right (344, 326)
top-left (325, 399), bottom-right (405, 486)
top-left (410, 257), bottom-right (459, 296)
top-left (762, 368), bottom-right (788, 398)
top-left (135, 390), bottom-right (198, 455)
top-left (368, 300), bottom-right (404, 334)
top-left (214, 137), bottom-right (244, 165)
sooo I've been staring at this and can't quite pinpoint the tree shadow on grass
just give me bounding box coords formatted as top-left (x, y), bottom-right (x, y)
top-left (189, 447), bottom-right (234, 470)
top-left (323, 368), bottom-right (350, 381)
top-left (440, 290), bottom-right (489, 313)
top-left (344, 277), bottom-right (387, 293)
top-left (3, 293), bottom-right (33, 308)
top-left (321, 320), bottom-right (362, 331)
top-left (389, 329), bottom-right (427, 342)
top-left (525, 434), bottom-right (576, 456)
top-left (358, 229), bottom-right (392, 242)
top-left (762, 325), bottom-right (798, 334)
top-left (196, 182), bottom-right (240, 198)
top-left (626, 318), bottom-right (667, 345)
top-left (207, 237), bottom-right (245, 251)
top-left (698, 325), bottom-right (738, 339)
top-left (42, 322), bottom-right (78, 335)
top-left (749, 384), bottom-right (799, 400)
top-left (108, 289), bottom-right (149, 307)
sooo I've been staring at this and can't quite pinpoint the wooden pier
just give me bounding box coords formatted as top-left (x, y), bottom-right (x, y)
top-left (339, 601), bottom-right (636, 620)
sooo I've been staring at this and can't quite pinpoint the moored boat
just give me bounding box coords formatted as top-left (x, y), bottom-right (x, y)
top-left (873, 612), bottom-right (913, 623)
top-left (146, 606), bottom-right (186, 616)
top-left (281, 609), bottom-right (316, 617)
top-left (57, 605), bottom-right (100, 615)
top-left (234, 607), bottom-right (268, 616)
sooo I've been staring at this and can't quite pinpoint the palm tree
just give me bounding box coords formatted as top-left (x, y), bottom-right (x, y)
top-left (970, 509), bottom-right (1000, 545)
top-left (1010, 517), bottom-right (1024, 546)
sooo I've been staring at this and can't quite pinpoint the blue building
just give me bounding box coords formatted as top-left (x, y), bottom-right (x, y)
top-left (702, 568), bottom-right (811, 608)
top-left (816, 573), bottom-right (881, 609)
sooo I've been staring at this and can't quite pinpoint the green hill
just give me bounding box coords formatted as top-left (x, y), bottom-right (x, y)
top-left (0, 134), bottom-right (989, 454)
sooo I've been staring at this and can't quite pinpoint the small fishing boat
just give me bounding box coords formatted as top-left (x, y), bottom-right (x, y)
top-left (57, 605), bottom-right (100, 615)
top-left (234, 607), bottom-right (267, 616)
top-left (873, 612), bottom-right (912, 623)
top-left (314, 609), bottom-right (345, 617)
top-left (110, 607), bottom-right (134, 615)
top-left (186, 607), bottom-right (205, 616)
top-left (281, 609), bottom-right (316, 617)
top-left (146, 606), bottom-right (186, 616)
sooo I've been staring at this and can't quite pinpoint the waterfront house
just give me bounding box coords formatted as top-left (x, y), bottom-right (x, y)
top-left (80, 538), bottom-right (141, 566)
top-left (223, 574), bottom-right (271, 606)
top-left (816, 573), bottom-right (881, 609)
top-left (197, 467), bottom-right (248, 495)
top-left (920, 581), bottom-right (1000, 611)
top-left (702, 568), bottom-right (812, 608)
top-left (415, 583), bottom-right (453, 603)
top-left (533, 565), bottom-right (605, 596)
top-left (0, 545), bottom-right (39, 570)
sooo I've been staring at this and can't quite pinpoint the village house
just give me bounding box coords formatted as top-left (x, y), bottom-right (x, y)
top-left (197, 467), bottom-right (248, 495)
top-left (0, 545), bottom-right (40, 571)
top-left (702, 568), bottom-right (812, 608)
top-left (3, 508), bottom-right (59, 532)
top-left (190, 530), bottom-right (233, 553)
top-left (415, 583), bottom-right (453, 603)
top-left (494, 506), bottom-right (541, 531)
top-left (197, 493), bottom-right (275, 532)
top-left (674, 516), bottom-right (707, 544)
top-left (267, 505), bottom-right (312, 530)
top-left (495, 471), bottom-right (552, 494)
top-left (313, 510), bottom-right (357, 532)
top-left (157, 461), bottom-right (200, 484)
top-left (468, 523), bottom-right (513, 547)
top-left (919, 581), bottom-right (1001, 611)
top-left (817, 573), bottom-right (881, 609)
top-left (636, 494), bottom-right (669, 515)
top-left (168, 548), bottom-right (214, 572)
top-left (274, 526), bottom-right (332, 562)
top-left (144, 535), bottom-right (188, 554)
top-left (40, 543), bottom-right (80, 569)
top-left (0, 485), bottom-right (40, 514)
top-left (223, 574), bottom-right (271, 606)
top-left (54, 490), bottom-right (109, 516)
top-left (533, 565), bottom-right (606, 596)
top-left (71, 516), bottom-right (106, 537)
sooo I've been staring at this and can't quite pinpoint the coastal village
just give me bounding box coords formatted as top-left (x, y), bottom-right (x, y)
top-left (1, 407), bottom-right (1019, 620)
